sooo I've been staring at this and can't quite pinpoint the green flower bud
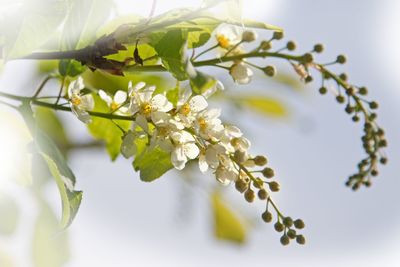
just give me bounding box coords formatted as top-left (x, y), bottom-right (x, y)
top-left (339, 73), bottom-right (348, 81)
top-left (369, 101), bottom-right (379, 109)
top-left (268, 181), bottom-right (280, 192)
top-left (287, 229), bottom-right (297, 239)
top-left (242, 30), bottom-right (257, 42)
top-left (319, 87), bottom-right (328, 95)
top-left (305, 75), bottom-right (313, 83)
top-left (313, 43), bottom-right (324, 53)
top-left (286, 41), bottom-right (296, 51)
top-left (380, 157), bottom-right (388, 165)
top-left (244, 189), bottom-right (256, 203)
top-left (302, 53), bottom-right (314, 63)
top-left (258, 189), bottom-right (268, 200)
top-left (273, 31), bottom-right (284, 40)
top-left (359, 87), bottom-right (368, 95)
top-left (352, 115), bottom-right (360, 122)
top-left (262, 167), bottom-right (275, 178)
top-left (336, 95), bottom-right (345, 104)
top-left (263, 65), bottom-right (276, 77)
top-left (283, 216), bottom-right (293, 228)
top-left (379, 139), bottom-right (387, 147)
top-left (280, 235), bottom-right (290, 246)
top-left (274, 221), bottom-right (284, 232)
top-left (260, 41), bottom-right (272, 50)
top-left (294, 219), bottom-right (305, 229)
top-left (296, 235), bottom-right (306, 245)
top-left (254, 155), bottom-right (268, 166)
top-left (262, 211), bottom-right (273, 223)
top-left (345, 105), bottom-right (354, 114)
top-left (235, 179), bottom-right (248, 193)
top-left (336, 54), bottom-right (347, 64)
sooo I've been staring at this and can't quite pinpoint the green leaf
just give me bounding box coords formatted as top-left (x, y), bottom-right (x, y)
top-left (20, 105), bottom-right (82, 228)
top-left (189, 69), bottom-right (217, 95)
top-left (32, 200), bottom-right (70, 267)
top-left (152, 29), bottom-right (189, 81)
top-left (233, 95), bottom-right (288, 118)
top-left (1, 0), bottom-right (68, 59)
top-left (88, 95), bottom-right (131, 160)
top-left (133, 145), bottom-right (173, 182)
top-left (211, 192), bottom-right (247, 244)
top-left (0, 193), bottom-right (19, 236)
top-left (58, 59), bottom-right (86, 77)
top-left (36, 133), bottom-right (83, 228)
top-left (170, 18), bottom-right (220, 48)
top-left (35, 107), bottom-right (69, 154)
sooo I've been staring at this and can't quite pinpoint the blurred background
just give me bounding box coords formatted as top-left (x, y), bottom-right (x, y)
top-left (1, 0), bottom-right (400, 266)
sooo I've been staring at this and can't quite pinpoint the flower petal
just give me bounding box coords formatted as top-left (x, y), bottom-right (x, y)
top-left (151, 94), bottom-right (173, 112)
top-left (98, 90), bottom-right (112, 105)
top-left (189, 95), bottom-right (208, 112)
top-left (184, 143), bottom-right (200, 159)
top-left (114, 90), bottom-right (127, 104)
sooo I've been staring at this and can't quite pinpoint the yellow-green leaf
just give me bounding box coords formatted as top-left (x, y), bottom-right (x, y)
top-left (211, 192), bottom-right (247, 244)
top-left (32, 200), bottom-right (70, 267)
top-left (234, 95), bottom-right (288, 118)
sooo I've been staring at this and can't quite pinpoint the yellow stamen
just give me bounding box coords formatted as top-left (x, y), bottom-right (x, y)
top-left (216, 34), bottom-right (230, 49)
top-left (141, 103), bottom-right (152, 116)
top-left (71, 96), bottom-right (81, 106)
top-left (111, 102), bottom-right (119, 111)
top-left (231, 137), bottom-right (240, 147)
top-left (158, 127), bottom-right (168, 137)
top-left (198, 117), bottom-right (207, 131)
top-left (181, 103), bottom-right (191, 115)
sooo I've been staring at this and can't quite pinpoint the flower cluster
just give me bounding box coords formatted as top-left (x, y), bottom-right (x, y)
top-left (66, 76), bottom-right (305, 245)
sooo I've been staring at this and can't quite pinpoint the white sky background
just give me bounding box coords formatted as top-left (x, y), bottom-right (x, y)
top-left (1, 0), bottom-right (400, 266)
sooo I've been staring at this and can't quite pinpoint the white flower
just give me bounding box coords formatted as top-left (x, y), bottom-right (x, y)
top-left (149, 111), bottom-right (184, 151)
top-left (98, 90), bottom-right (128, 113)
top-left (198, 144), bottom-right (226, 173)
top-left (215, 164), bottom-right (238, 185)
top-left (230, 62), bottom-right (254, 84)
top-left (176, 89), bottom-right (208, 127)
top-left (221, 125), bottom-right (250, 152)
top-left (129, 84), bottom-right (173, 119)
top-left (170, 131), bottom-right (200, 170)
top-left (67, 77), bottom-right (94, 124)
top-left (194, 108), bottom-right (224, 141)
top-left (215, 25), bottom-right (242, 49)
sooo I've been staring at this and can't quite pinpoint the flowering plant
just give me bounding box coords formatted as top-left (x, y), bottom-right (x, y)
top-left (0, 0), bottom-right (387, 249)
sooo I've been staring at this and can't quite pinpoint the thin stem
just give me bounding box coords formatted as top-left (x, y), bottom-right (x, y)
top-left (192, 44), bottom-right (219, 61)
top-left (32, 76), bottom-right (53, 98)
top-left (55, 77), bottom-right (66, 105)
